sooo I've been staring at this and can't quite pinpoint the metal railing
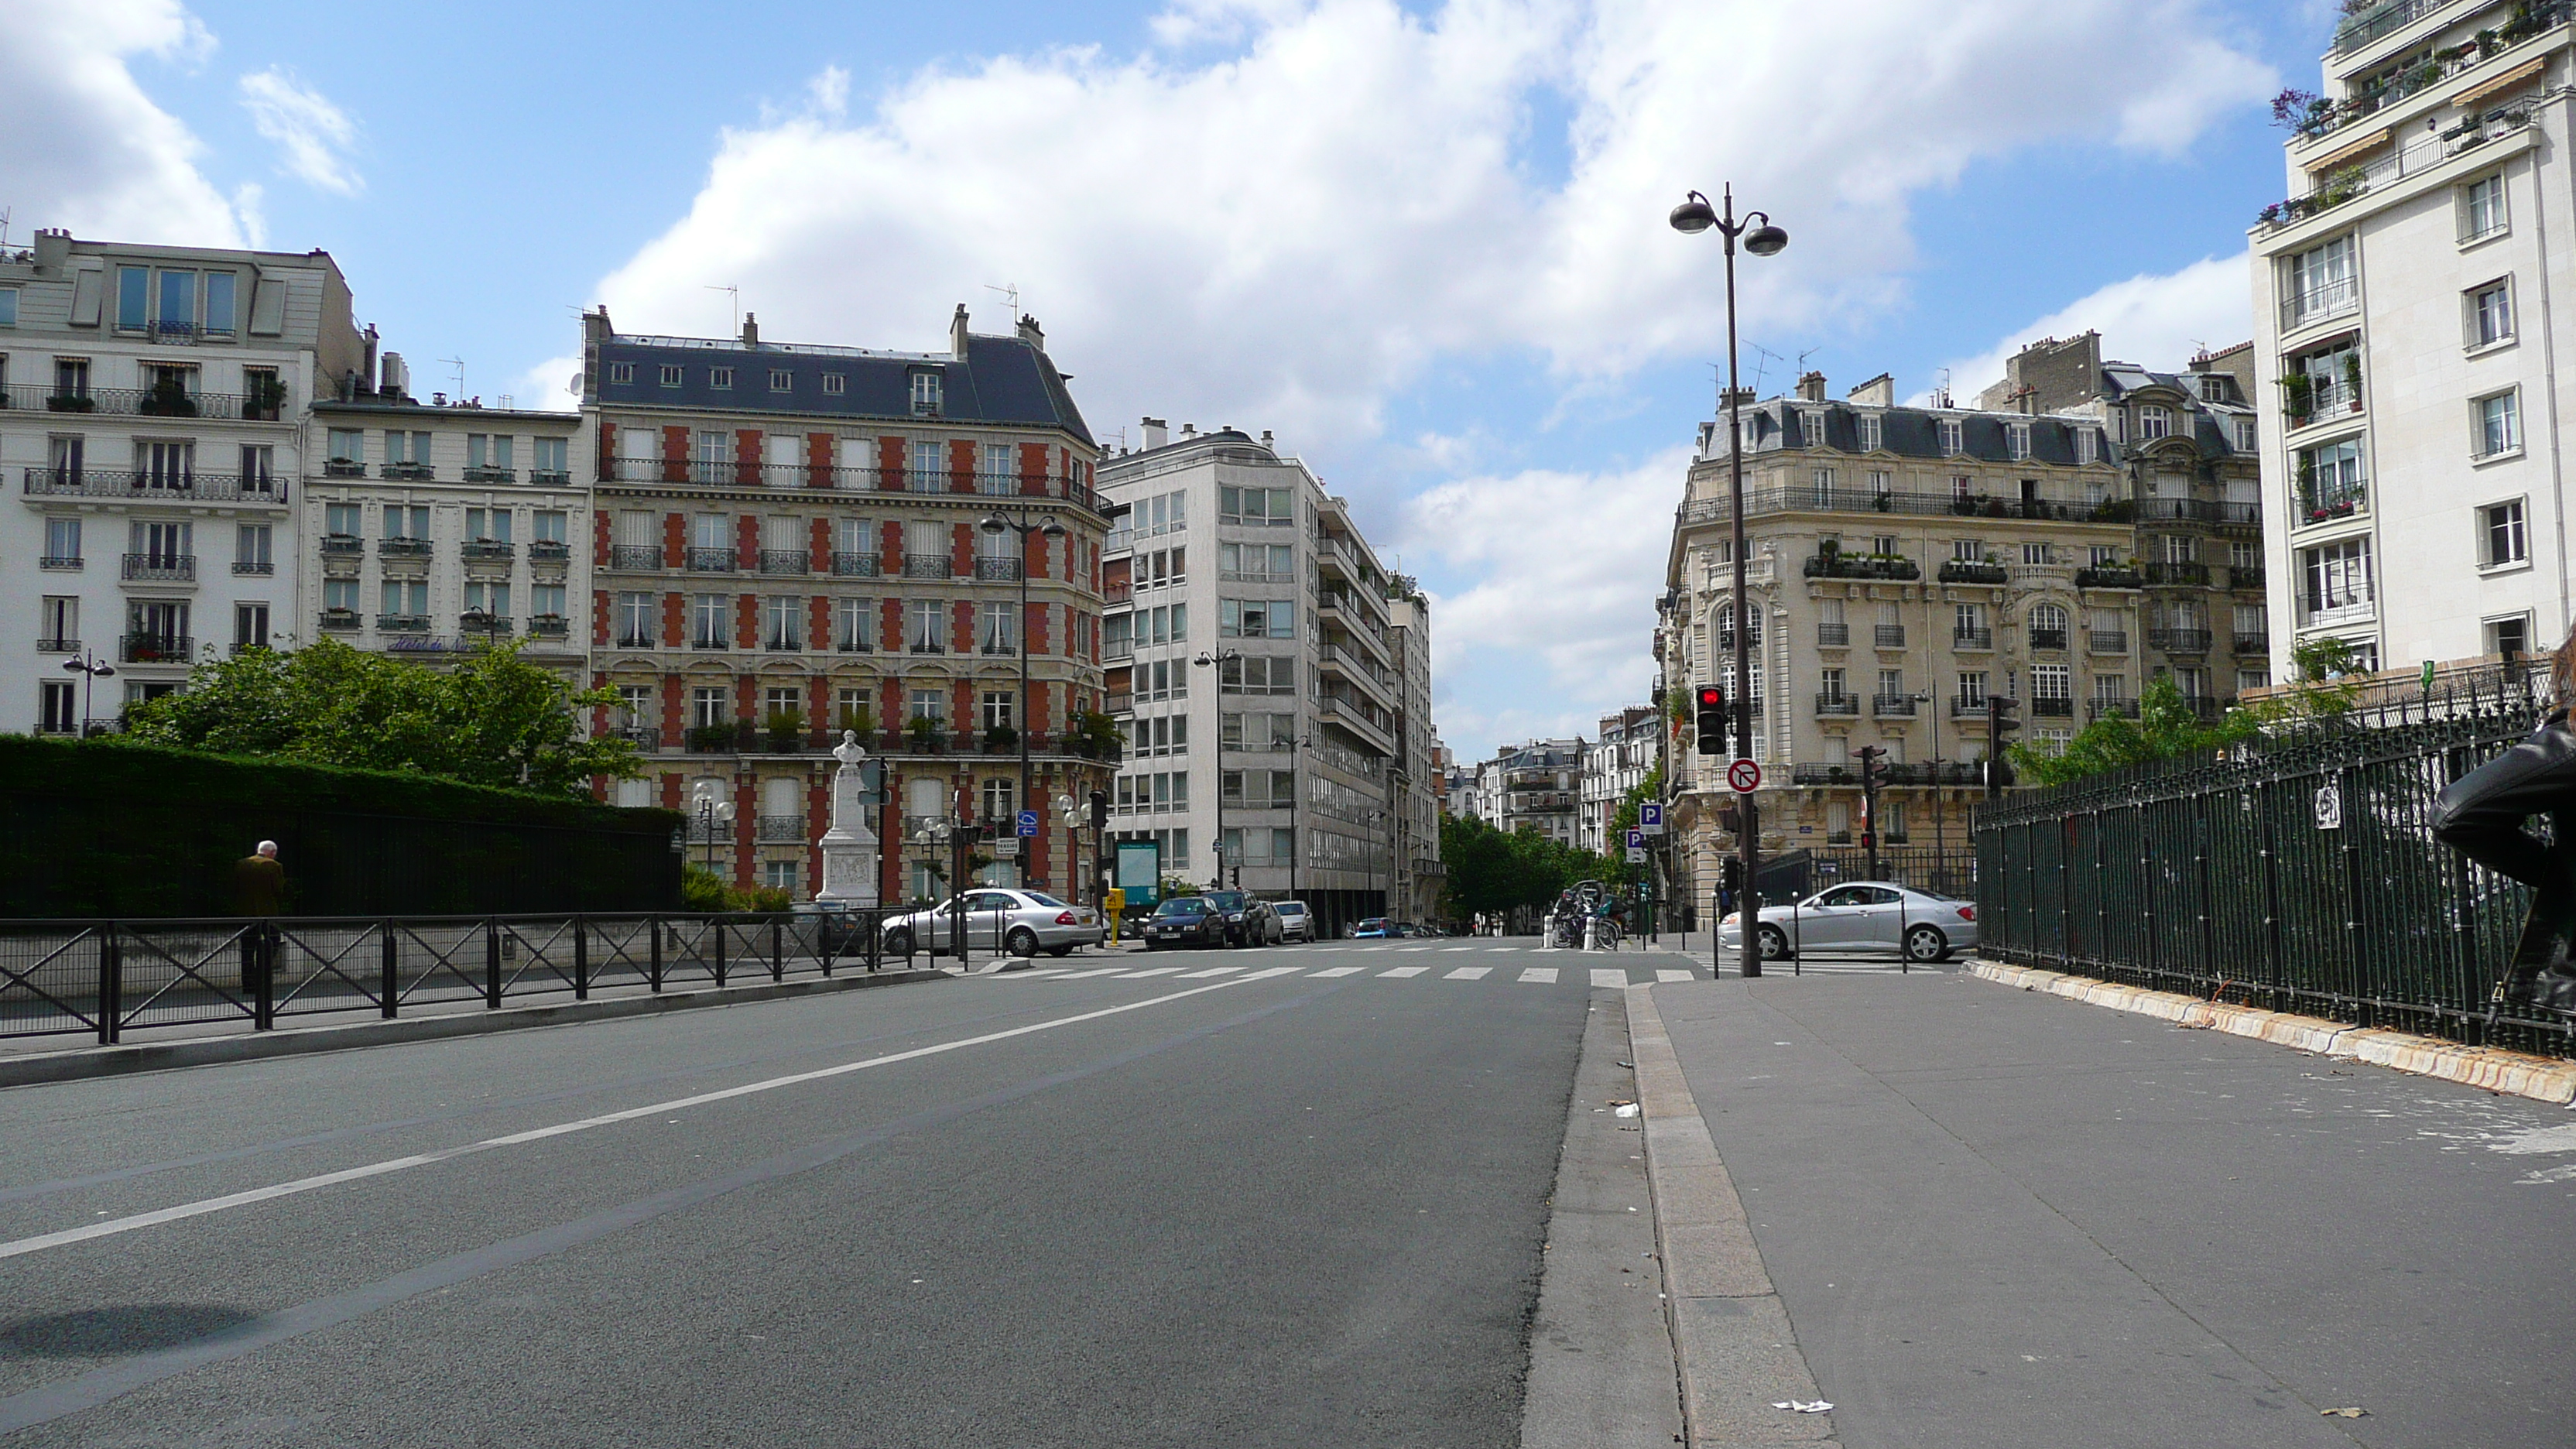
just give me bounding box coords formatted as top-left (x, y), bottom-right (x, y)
top-left (1815, 693), bottom-right (1858, 716)
top-left (686, 546), bottom-right (737, 572)
top-left (22, 468), bottom-right (287, 505)
top-left (461, 540), bottom-right (515, 562)
top-left (1817, 623), bottom-right (1850, 647)
top-left (0, 383), bottom-right (283, 420)
top-left (2088, 630), bottom-right (2129, 654)
top-left (1954, 629), bottom-right (1994, 651)
top-left (122, 553), bottom-right (195, 582)
top-left (118, 633), bottom-right (190, 664)
top-left (2330, 0), bottom-right (2454, 55)
top-left (2148, 628), bottom-right (2214, 653)
top-left (1874, 624), bottom-right (1906, 649)
top-left (609, 544), bottom-right (663, 570)
top-left (0, 911), bottom-right (915, 1045)
top-left (2088, 699), bottom-right (2139, 720)
top-left (974, 557), bottom-right (1023, 581)
top-left (1975, 699), bottom-right (2572, 1054)
top-left (1872, 694), bottom-right (1917, 717)
top-left (832, 552), bottom-right (881, 577)
top-left (759, 549), bottom-right (811, 575)
top-left (596, 458), bottom-right (1096, 510)
top-left (905, 554), bottom-right (954, 578)
top-left (2143, 562), bottom-right (2211, 586)
top-left (2029, 629), bottom-right (2068, 651)
top-left (379, 538), bottom-right (433, 557)
top-left (2136, 498), bottom-right (2261, 526)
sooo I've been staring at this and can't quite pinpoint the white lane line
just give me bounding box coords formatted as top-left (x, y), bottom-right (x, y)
top-left (1114, 967), bottom-right (1185, 978)
top-left (1440, 947), bottom-right (1477, 953)
top-left (1443, 967), bottom-right (1491, 981)
top-left (1177, 965), bottom-right (1245, 978)
top-left (1307, 967), bottom-right (1365, 978)
top-left (1240, 965), bottom-right (1303, 979)
top-left (1588, 968), bottom-right (1630, 988)
top-left (1379, 967), bottom-right (1429, 978)
top-left (998, 968), bottom-right (1071, 979)
top-left (1518, 967), bottom-right (1559, 984)
top-left (1398, 947), bottom-right (1436, 953)
top-left (0, 972), bottom-right (1277, 1263)
top-left (1656, 969), bottom-right (1697, 983)
top-left (1053, 968), bottom-right (1129, 979)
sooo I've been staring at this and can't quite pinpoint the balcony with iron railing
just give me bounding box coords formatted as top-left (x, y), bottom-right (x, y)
top-left (1937, 560), bottom-right (2009, 585)
top-left (119, 633), bottom-right (190, 664)
top-left (1953, 628), bottom-right (1994, 651)
top-left (2230, 566), bottom-right (2267, 591)
top-left (36, 635), bottom-right (77, 653)
top-left (608, 544), bottom-right (663, 570)
top-left (377, 615), bottom-right (430, 634)
top-left (1817, 622), bottom-right (1850, 647)
top-left (759, 549), bottom-right (811, 576)
top-left (2088, 698), bottom-right (2140, 721)
top-left (463, 466), bottom-right (516, 485)
top-left (530, 540), bottom-right (571, 563)
top-left (598, 458), bottom-right (1098, 512)
top-left (2088, 630), bottom-right (2129, 654)
top-left (22, 467), bottom-right (286, 505)
top-left (2262, 105), bottom-right (2541, 239)
top-left (2143, 561), bottom-right (2211, 587)
top-left (2030, 696), bottom-right (2076, 718)
top-left (2296, 475), bottom-right (2368, 529)
top-left (904, 554), bottom-right (954, 579)
top-left (0, 382), bottom-right (286, 420)
top-left (1951, 695), bottom-right (1994, 718)
top-left (686, 546), bottom-right (737, 573)
top-left (121, 553), bottom-right (195, 583)
top-left (1872, 694), bottom-right (1917, 718)
top-left (2136, 498), bottom-right (2262, 526)
top-left (974, 557), bottom-right (1023, 581)
top-left (529, 615), bottom-right (570, 640)
top-left (1874, 624), bottom-right (1906, 649)
top-left (2028, 629), bottom-right (2068, 651)
top-left (461, 540), bottom-right (515, 563)
top-left (692, 631), bottom-right (733, 651)
top-left (2074, 566), bottom-right (2143, 591)
top-left (379, 537), bottom-right (433, 558)
top-left (757, 814), bottom-right (808, 842)
top-left (2147, 628), bottom-right (2214, 653)
top-left (318, 608), bottom-right (361, 632)
top-left (1814, 692), bottom-right (1859, 716)
top-left (2234, 632), bottom-right (2271, 656)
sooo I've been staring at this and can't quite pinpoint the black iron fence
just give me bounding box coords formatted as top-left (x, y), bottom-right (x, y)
top-left (0, 909), bottom-right (916, 1046)
top-left (1972, 694), bottom-right (2573, 1056)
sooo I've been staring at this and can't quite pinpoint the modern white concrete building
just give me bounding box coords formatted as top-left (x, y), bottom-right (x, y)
top-left (2, 229), bottom-right (363, 733)
top-left (1096, 423), bottom-right (1429, 935)
top-left (2252, 0), bottom-right (2576, 671)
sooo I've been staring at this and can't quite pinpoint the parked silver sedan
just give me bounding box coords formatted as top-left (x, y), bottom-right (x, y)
top-left (1717, 882), bottom-right (1978, 964)
top-left (880, 890), bottom-right (1106, 958)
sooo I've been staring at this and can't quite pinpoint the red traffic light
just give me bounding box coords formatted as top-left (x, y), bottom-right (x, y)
top-left (1696, 686), bottom-right (1725, 708)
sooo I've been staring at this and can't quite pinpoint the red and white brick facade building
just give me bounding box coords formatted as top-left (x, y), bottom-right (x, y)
top-left (579, 305), bottom-right (1113, 901)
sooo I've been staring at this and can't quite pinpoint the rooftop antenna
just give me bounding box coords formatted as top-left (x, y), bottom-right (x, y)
top-left (704, 285), bottom-right (739, 333)
top-left (0, 208), bottom-right (12, 250)
top-left (1797, 345), bottom-right (1822, 375)
top-left (1935, 367), bottom-right (1954, 409)
top-left (984, 283), bottom-right (1021, 322)
top-left (1746, 343), bottom-right (1784, 398)
top-left (440, 357), bottom-right (465, 402)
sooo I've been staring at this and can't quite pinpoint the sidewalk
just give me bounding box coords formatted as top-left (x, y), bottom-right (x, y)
top-left (1635, 969), bottom-right (2576, 1449)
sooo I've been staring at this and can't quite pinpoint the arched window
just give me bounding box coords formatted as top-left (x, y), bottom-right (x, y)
top-left (2029, 603), bottom-right (2069, 633)
top-left (1714, 601), bottom-right (1762, 648)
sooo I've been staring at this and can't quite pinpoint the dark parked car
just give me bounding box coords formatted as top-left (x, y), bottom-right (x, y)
top-left (1351, 917), bottom-right (1393, 939)
top-left (1201, 890), bottom-right (1281, 946)
top-left (1143, 896), bottom-right (1228, 950)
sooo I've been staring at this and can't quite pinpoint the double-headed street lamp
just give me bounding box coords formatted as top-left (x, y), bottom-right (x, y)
top-left (688, 779), bottom-right (737, 879)
top-left (60, 648), bottom-right (115, 736)
top-left (1192, 649), bottom-right (1243, 889)
top-left (979, 507), bottom-right (1067, 889)
top-left (1671, 185), bottom-right (1787, 981)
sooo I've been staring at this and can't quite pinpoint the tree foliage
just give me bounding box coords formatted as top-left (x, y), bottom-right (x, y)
top-left (1439, 814), bottom-right (1615, 919)
top-left (2007, 639), bottom-right (2366, 789)
top-left (121, 638), bottom-right (639, 797)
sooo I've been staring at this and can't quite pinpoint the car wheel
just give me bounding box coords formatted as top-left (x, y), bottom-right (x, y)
top-left (1756, 924), bottom-right (1792, 961)
top-left (1905, 924), bottom-right (1950, 963)
top-left (885, 929), bottom-right (914, 957)
top-left (1046, 945), bottom-right (1073, 957)
top-left (1004, 927), bottom-right (1038, 958)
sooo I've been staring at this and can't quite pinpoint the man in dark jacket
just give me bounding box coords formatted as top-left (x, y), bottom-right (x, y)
top-left (236, 841), bottom-right (285, 1023)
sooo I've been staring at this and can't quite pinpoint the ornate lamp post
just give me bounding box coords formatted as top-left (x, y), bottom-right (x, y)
top-left (980, 507), bottom-right (1067, 888)
top-left (60, 649), bottom-right (116, 736)
top-left (1670, 185), bottom-right (1788, 979)
top-left (689, 779), bottom-right (737, 882)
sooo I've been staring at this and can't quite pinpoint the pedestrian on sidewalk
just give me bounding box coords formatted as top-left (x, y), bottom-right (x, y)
top-left (2433, 630), bottom-right (2576, 1012)
top-left (235, 840), bottom-right (286, 1009)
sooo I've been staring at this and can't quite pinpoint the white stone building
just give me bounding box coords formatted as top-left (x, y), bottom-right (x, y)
top-left (2252, 0), bottom-right (2576, 671)
top-left (1578, 705), bottom-right (1660, 855)
top-left (2, 229), bottom-right (363, 733)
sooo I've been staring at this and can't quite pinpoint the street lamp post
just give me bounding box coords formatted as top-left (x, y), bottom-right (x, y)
top-left (60, 649), bottom-right (116, 736)
top-left (980, 507), bottom-right (1067, 890)
top-left (1192, 648), bottom-right (1243, 889)
top-left (1671, 184), bottom-right (1788, 981)
top-left (689, 780), bottom-right (737, 881)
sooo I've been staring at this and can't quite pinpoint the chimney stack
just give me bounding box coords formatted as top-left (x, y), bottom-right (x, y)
top-left (1017, 314), bottom-right (1046, 348)
top-left (951, 303), bottom-right (971, 359)
top-left (1845, 373), bottom-right (1894, 408)
top-left (741, 312), bottom-right (759, 347)
top-left (1139, 416), bottom-right (1169, 451)
top-left (1259, 430), bottom-right (1275, 451)
top-left (1797, 370), bottom-right (1827, 402)
top-left (32, 229), bottom-right (70, 276)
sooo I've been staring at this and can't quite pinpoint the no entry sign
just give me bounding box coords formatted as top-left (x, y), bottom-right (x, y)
top-left (1726, 758), bottom-right (1762, 794)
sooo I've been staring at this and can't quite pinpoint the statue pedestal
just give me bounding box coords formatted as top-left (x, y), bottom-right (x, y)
top-left (816, 731), bottom-right (881, 907)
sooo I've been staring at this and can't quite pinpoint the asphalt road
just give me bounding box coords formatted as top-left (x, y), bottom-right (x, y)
top-left (0, 939), bottom-right (1688, 1447)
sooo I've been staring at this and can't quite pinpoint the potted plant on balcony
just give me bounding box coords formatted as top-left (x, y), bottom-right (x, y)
top-left (766, 707), bottom-right (806, 753)
top-left (983, 722), bottom-right (1019, 754)
top-left (2280, 372), bottom-right (2313, 427)
top-left (140, 376), bottom-right (197, 418)
top-left (245, 375), bottom-right (289, 420)
top-left (1070, 710), bottom-right (1123, 761)
top-left (45, 391), bottom-right (95, 413)
top-left (908, 715), bottom-right (942, 752)
top-left (687, 722), bottom-right (736, 753)
top-left (2341, 352), bottom-right (2362, 410)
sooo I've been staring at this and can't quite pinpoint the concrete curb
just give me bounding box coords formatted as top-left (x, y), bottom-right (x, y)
top-left (0, 969), bottom-right (947, 1090)
top-left (1626, 984), bottom-right (1841, 1447)
top-left (1967, 961), bottom-right (2576, 1105)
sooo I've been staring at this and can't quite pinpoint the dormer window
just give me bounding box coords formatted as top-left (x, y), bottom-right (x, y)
top-left (608, 361), bottom-right (634, 385)
top-left (658, 365), bottom-right (683, 388)
top-left (709, 367), bottom-right (735, 390)
top-left (1856, 413), bottom-right (1881, 453)
top-left (769, 368), bottom-right (793, 392)
top-left (2006, 423), bottom-right (2031, 461)
top-left (1938, 418), bottom-right (1963, 456)
top-left (823, 373), bottom-right (846, 396)
top-left (910, 371), bottom-right (944, 416)
top-left (2198, 375), bottom-right (2229, 403)
top-left (1800, 410), bottom-right (1825, 447)
top-left (2074, 428), bottom-right (2098, 465)
top-left (2139, 405), bottom-right (2171, 440)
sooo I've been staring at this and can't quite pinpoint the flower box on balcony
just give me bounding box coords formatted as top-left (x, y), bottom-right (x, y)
top-left (1937, 560), bottom-right (2009, 584)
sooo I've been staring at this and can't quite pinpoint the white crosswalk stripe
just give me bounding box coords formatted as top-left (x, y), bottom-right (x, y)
top-left (1379, 966), bottom-right (1429, 978)
top-left (1177, 965), bottom-right (1245, 978)
top-left (1055, 967), bottom-right (1129, 979)
top-left (1115, 966), bottom-right (1186, 978)
top-left (1443, 966), bottom-right (1491, 981)
top-left (1440, 947), bottom-right (1477, 952)
top-left (1519, 967), bottom-right (1558, 984)
top-left (1242, 965), bottom-right (1303, 979)
top-left (1656, 969), bottom-right (1696, 983)
top-left (1589, 968), bottom-right (1629, 988)
top-left (1307, 967), bottom-right (1365, 978)
top-left (1004, 968), bottom-right (1071, 978)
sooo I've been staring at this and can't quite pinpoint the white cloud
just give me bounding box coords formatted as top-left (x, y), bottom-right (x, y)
top-left (1929, 251), bottom-right (2257, 406)
top-left (239, 65), bottom-right (362, 195)
top-left (0, 0), bottom-right (245, 245)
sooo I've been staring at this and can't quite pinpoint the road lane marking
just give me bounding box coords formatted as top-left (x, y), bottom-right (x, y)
top-left (1240, 965), bottom-right (1303, 979)
top-left (1440, 947), bottom-right (1476, 952)
top-left (1052, 968), bottom-right (1129, 979)
top-left (1307, 967), bottom-right (1365, 978)
top-left (1379, 967), bottom-right (1429, 978)
top-left (1177, 965), bottom-right (1245, 978)
top-left (1589, 968), bottom-right (1629, 988)
top-left (1657, 970), bottom-right (1697, 983)
top-left (1003, 968), bottom-right (1071, 978)
top-left (1443, 967), bottom-right (1491, 981)
top-left (1113, 967), bottom-right (1185, 978)
top-left (1518, 968), bottom-right (1558, 984)
top-left (0, 972), bottom-right (1290, 1264)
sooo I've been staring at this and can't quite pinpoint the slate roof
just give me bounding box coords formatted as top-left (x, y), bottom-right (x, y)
top-left (1727, 399), bottom-right (2106, 468)
top-left (595, 331), bottom-right (1093, 447)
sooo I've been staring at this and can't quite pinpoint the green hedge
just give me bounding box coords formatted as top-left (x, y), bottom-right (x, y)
top-left (2, 736), bottom-right (683, 918)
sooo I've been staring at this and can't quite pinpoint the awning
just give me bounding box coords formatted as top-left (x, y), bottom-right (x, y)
top-left (2455, 55), bottom-right (2549, 111)
top-left (2306, 125), bottom-right (2390, 173)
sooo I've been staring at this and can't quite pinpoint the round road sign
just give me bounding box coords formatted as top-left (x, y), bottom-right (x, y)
top-left (1726, 758), bottom-right (1762, 794)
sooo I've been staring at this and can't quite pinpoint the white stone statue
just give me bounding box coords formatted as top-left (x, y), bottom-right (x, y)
top-left (816, 729), bottom-right (880, 906)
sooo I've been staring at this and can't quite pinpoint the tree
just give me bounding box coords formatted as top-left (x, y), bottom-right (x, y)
top-left (2007, 677), bottom-right (2265, 788)
top-left (1439, 814), bottom-right (1617, 920)
top-left (121, 638), bottom-right (638, 797)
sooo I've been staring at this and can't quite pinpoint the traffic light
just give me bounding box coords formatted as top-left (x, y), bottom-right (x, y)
top-left (1694, 684), bottom-right (1728, 756)
top-left (1719, 857), bottom-right (1742, 896)
top-left (1088, 789), bottom-right (1108, 831)
top-left (1985, 696), bottom-right (2019, 793)
top-left (1854, 746), bottom-right (1885, 852)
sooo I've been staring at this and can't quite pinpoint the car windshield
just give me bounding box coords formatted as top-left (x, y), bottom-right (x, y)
top-left (1276, 904), bottom-right (1306, 916)
top-left (1204, 892), bottom-right (1247, 911)
top-left (1358, 918), bottom-right (1388, 929)
top-left (1154, 899), bottom-right (1208, 916)
top-left (1023, 892), bottom-right (1070, 909)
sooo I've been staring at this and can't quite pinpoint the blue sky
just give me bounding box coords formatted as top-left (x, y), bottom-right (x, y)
top-left (12, 0), bottom-right (2347, 760)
